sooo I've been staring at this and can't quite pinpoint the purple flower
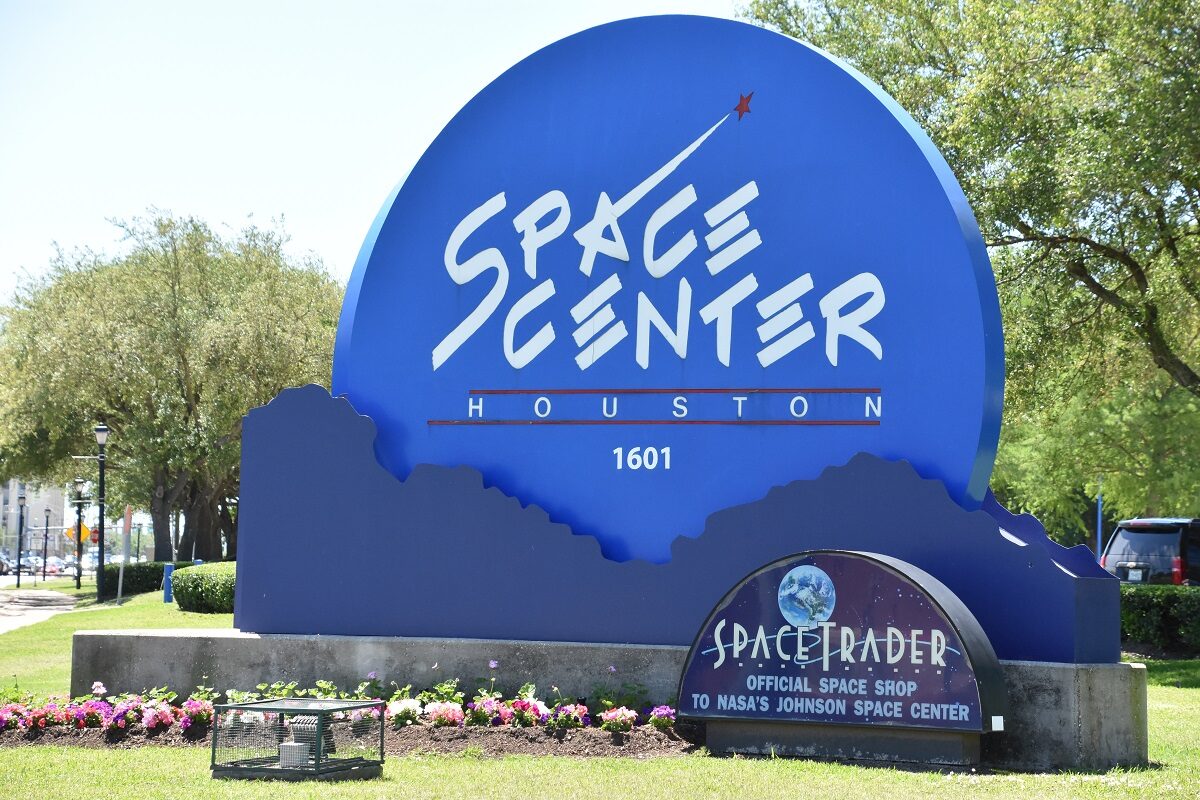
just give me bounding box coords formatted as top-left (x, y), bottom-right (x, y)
top-left (488, 660), bottom-right (499, 670)
top-left (367, 671), bottom-right (378, 680)
top-left (608, 665), bottom-right (617, 673)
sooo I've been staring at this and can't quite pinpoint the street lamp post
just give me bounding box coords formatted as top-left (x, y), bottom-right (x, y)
top-left (73, 477), bottom-right (85, 591)
top-left (42, 507), bottom-right (50, 581)
top-left (95, 423), bottom-right (108, 600)
top-left (15, 493), bottom-right (25, 589)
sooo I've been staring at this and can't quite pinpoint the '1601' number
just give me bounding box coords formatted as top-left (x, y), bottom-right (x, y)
top-left (612, 447), bottom-right (671, 470)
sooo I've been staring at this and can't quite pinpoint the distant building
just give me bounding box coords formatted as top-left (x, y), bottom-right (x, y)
top-left (1, 479), bottom-right (67, 558)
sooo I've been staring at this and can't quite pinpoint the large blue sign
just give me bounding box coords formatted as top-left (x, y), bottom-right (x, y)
top-left (678, 551), bottom-right (1007, 731)
top-left (332, 15), bottom-right (1003, 562)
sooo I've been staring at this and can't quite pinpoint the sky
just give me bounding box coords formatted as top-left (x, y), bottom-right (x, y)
top-left (0, 0), bottom-right (739, 305)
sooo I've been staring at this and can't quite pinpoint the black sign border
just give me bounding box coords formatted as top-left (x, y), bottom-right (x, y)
top-left (677, 549), bottom-right (1009, 732)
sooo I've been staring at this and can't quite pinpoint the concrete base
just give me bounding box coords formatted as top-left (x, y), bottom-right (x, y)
top-left (72, 629), bottom-right (1147, 771)
top-left (707, 720), bottom-right (980, 765)
top-left (983, 660), bottom-right (1148, 771)
top-left (71, 628), bottom-right (688, 704)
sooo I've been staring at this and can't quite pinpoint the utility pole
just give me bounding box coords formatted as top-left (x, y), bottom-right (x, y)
top-left (73, 477), bottom-right (86, 590)
top-left (95, 424), bottom-right (108, 600)
top-left (15, 492), bottom-right (25, 588)
top-left (41, 507), bottom-right (50, 580)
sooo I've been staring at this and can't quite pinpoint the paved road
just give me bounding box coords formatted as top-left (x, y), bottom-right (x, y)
top-left (0, 589), bottom-right (76, 635)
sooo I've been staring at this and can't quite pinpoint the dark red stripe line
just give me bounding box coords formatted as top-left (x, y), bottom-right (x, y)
top-left (427, 419), bottom-right (880, 426)
top-left (467, 387), bottom-right (881, 396)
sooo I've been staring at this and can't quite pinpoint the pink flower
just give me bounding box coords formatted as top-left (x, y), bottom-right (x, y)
top-left (425, 701), bottom-right (465, 727)
top-left (599, 706), bottom-right (637, 732)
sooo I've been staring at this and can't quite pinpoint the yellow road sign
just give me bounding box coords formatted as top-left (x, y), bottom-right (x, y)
top-left (64, 523), bottom-right (91, 543)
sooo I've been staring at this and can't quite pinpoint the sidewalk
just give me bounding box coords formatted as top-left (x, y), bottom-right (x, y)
top-left (0, 589), bottom-right (76, 635)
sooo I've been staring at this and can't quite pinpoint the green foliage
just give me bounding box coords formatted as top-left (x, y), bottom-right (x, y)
top-left (0, 214), bottom-right (342, 559)
top-left (746, 0), bottom-right (1200, 527)
top-left (417, 678), bottom-right (464, 706)
top-left (143, 685), bottom-right (178, 704)
top-left (590, 680), bottom-right (649, 714)
top-left (354, 674), bottom-right (384, 700)
top-left (171, 562), bottom-right (236, 613)
top-left (1120, 585), bottom-right (1200, 654)
top-left (993, 378), bottom-right (1200, 542)
top-left (190, 679), bottom-right (219, 703)
top-left (99, 561), bottom-right (194, 599)
top-left (254, 680), bottom-right (302, 698)
top-left (309, 679), bottom-right (344, 699)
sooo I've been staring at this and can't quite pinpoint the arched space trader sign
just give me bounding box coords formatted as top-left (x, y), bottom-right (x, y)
top-left (678, 551), bottom-right (1008, 761)
top-left (333, 15), bottom-right (1003, 563)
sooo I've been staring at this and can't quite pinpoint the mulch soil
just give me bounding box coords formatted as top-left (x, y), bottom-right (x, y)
top-left (0, 720), bottom-right (707, 758)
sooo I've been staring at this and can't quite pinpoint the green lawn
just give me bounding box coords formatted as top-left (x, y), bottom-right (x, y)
top-left (0, 591), bottom-right (231, 696)
top-left (2, 744), bottom-right (1196, 800)
top-left (0, 595), bottom-right (1196, 798)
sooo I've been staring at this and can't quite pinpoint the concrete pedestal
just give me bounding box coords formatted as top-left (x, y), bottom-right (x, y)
top-left (982, 660), bottom-right (1148, 771)
top-left (72, 629), bottom-right (1147, 771)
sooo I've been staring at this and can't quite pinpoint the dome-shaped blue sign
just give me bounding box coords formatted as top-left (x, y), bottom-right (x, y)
top-left (332, 16), bottom-right (1003, 563)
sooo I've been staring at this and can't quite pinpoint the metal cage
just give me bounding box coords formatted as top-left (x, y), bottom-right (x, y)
top-left (211, 698), bottom-right (384, 780)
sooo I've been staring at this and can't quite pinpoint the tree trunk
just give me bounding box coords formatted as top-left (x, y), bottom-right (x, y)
top-left (150, 469), bottom-right (175, 561)
top-left (150, 468), bottom-right (189, 562)
top-left (219, 498), bottom-right (237, 559)
top-left (178, 482), bottom-right (223, 561)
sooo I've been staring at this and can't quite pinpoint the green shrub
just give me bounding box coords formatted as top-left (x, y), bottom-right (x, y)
top-left (1119, 585), bottom-right (1200, 654)
top-left (172, 562), bottom-right (236, 614)
top-left (99, 561), bottom-right (194, 599)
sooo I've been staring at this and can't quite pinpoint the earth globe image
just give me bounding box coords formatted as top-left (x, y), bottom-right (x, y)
top-left (777, 565), bottom-right (837, 627)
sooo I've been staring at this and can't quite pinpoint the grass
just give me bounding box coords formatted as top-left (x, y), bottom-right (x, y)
top-left (0, 599), bottom-right (1196, 797)
top-left (1, 744), bottom-right (1196, 800)
top-left (1139, 657), bottom-right (1200, 689)
top-left (0, 591), bottom-right (231, 696)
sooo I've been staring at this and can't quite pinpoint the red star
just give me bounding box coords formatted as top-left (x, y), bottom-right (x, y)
top-left (734, 92), bottom-right (753, 120)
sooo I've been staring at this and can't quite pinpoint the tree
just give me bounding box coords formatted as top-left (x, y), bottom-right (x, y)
top-left (747, 0), bottom-right (1198, 397)
top-left (746, 0), bottom-right (1200, 532)
top-left (0, 214), bottom-right (342, 559)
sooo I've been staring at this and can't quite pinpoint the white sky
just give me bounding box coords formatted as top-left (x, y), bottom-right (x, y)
top-left (0, 0), bottom-right (739, 305)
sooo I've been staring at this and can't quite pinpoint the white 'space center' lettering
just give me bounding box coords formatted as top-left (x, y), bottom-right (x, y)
top-left (431, 112), bottom-right (886, 372)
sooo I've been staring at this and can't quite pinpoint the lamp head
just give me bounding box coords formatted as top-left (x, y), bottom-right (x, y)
top-left (94, 423), bottom-right (109, 446)
top-left (17, 493), bottom-right (25, 508)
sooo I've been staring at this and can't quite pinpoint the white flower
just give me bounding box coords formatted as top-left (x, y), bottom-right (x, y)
top-left (91, 681), bottom-right (107, 696)
top-left (387, 698), bottom-right (422, 718)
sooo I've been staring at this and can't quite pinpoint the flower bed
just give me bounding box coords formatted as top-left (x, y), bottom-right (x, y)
top-left (0, 672), bottom-right (697, 757)
top-left (0, 682), bottom-right (215, 734)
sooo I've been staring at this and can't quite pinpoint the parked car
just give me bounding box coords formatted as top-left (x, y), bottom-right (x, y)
top-left (1101, 518), bottom-right (1200, 585)
top-left (0, 556), bottom-right (11, 575)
